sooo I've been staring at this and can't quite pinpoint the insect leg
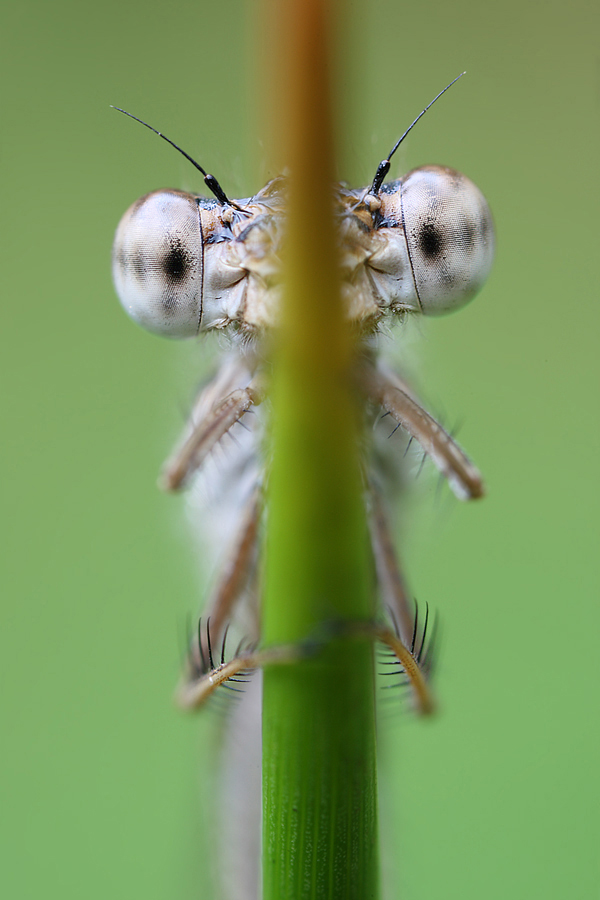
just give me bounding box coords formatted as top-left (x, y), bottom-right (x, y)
top-left (360, 361), bottom-right (484, 500)
top-left (160, 361), bottom-right (267, 491)
top-left (183, 486), bottom-right (261, 687)
top-left (176, 638), bottom-right (308, 710)
top-left (367, 479), bottom-right (415, 647)
top-left (371, 622), bottom-right (435, 715)
top-left (202, 487), bottom-right (261, 647)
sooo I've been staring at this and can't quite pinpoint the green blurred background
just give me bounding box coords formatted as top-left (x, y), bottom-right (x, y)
top-left (1, 0), bottom-right (598, 897)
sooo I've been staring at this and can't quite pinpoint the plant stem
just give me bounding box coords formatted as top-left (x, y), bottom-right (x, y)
top-left (261, 1), bottom-right (379, 896)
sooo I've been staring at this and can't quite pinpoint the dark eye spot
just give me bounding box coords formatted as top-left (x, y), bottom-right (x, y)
top-left (479, 212), bottom-right (490, 241)
top-left (457, 219), bottom-right (476, 251)
top-left (131, 251), bottom-right (147, 281)
top-left (419, 223), bottom-right (443, 259)
top-left (162, 239), bottom-right (189, 282)
top-left (114, 245), bottom-right (147, 282)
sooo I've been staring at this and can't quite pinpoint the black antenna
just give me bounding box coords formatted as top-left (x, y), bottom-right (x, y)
top-left (369, 72), bottom-right (466, 195)
top-left (111, 106), bottom-right (242, 209)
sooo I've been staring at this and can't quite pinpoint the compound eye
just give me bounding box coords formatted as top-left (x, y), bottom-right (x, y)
top-left (401, 166), bottom-right (494, 315)
top-left (112, 190), bottom-right (203, 337)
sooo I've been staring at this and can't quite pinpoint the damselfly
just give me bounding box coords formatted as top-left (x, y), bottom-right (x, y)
top-left (111, 76), bottom-right (494, 712)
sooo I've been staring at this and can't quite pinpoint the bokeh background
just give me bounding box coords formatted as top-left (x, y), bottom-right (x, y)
top-left (2, 0), bottom-right (598, 897)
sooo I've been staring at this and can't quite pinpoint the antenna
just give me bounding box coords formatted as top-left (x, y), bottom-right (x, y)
top-left (369, 72), bottom-right (466, 195)
top-left (111, 106), bottom-right (242, 209)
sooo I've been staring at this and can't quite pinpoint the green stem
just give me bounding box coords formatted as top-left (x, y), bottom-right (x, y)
top-left (261, 1), bottom-right (379, 896)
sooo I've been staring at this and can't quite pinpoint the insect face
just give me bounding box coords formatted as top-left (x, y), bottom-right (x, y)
top-left (112, 167), bottom-right (493, 340)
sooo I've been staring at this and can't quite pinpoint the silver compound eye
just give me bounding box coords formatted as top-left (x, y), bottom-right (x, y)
top-left (112, 189), bottom-right (205, 338)
top-left (393, 165), bottom-right (495, 315)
